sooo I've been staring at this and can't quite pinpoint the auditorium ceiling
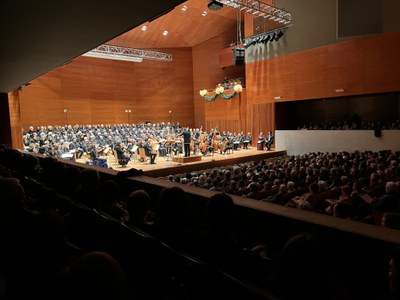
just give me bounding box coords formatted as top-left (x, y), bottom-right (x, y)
top-left (108, 0), bottom-right (238, 48)
top-left (0, 0), bottom-right (187, 93)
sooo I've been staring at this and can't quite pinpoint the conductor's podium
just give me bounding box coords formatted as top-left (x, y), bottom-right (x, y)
top-left (172, 155), bottom-right (202, 164)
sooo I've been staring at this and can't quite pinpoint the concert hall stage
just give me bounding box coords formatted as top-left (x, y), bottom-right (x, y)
top-left (103, 148), bottom-right (286, 178)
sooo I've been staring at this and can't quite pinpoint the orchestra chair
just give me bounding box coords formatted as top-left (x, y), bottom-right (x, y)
top-left (113, 149), bottom-right (128, 167)
top-left (225, 143), bottom-right (233, 154)
top-left (113, 150), bottom-right (120, 167)
top-left (139, 148), bottom-right (147, 163)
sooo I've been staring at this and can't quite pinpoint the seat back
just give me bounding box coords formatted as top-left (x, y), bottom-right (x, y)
top-left (139, 147), bottom-right (146, 160)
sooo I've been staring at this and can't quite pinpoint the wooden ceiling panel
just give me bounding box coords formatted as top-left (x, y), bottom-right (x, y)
top-left (108, 0), bottom-right (238, 48)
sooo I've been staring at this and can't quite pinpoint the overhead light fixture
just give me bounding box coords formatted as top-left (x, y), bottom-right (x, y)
top-left (208, 0), bottom-right (223, 11)
top-left (274, 96), bottom-right (282, 100)
top-left (262, 35), bottom-right (271, 44)
top-left (181, 5), bottom-right (187, 11)
top-left (163, 30), bottom-right (168, 36)
top-left (335, 88), bottom-right (345, 93)
top-left (141, 25), bottom-right (147, 31)
top-left (275, 30), bottom-right (284, 41)
top-left (83, 51), bottom-right (143, 62)
top-left (202, 11), bottom-right (207, 16)
top-left (217, 0), bottom-right (291, 24)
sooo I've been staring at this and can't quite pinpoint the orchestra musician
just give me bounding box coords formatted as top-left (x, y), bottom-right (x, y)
top-left (88, 143), bottom-right (100, 161)
top-left (158, 138), bottom-right (167, 157)
top-left (266, 130), bottom-right (274, 151)
top-left (233, 132), bottom-right (242, 151)
top-left (191, 130), bottom-right (200, 155)
top-left (144, 139), bottom-right (157, 164)
top-left (243, 132), bottom-right (252, 149)
top-left (115, 141), bottom-right (130, 166)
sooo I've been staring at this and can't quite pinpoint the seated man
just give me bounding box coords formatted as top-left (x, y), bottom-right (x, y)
top-left (144, 139), bottom-right (157, 164)
top-left (114, 142), bottom-right (130, 166)
top-left (88, 143), bottom-right (99, 161)
top-left (265, 131), bottom-right (274, 151)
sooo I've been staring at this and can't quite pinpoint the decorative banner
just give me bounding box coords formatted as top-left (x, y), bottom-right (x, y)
top-left (199, 84), bottom-right (242, 101)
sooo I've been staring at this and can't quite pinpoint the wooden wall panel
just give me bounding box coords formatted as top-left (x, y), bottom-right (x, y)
top-left (18, 48), bottom-right (194, 130)
top-left (246, 102), bottom-right (275, 147)
top-left (8, 91), bottom-right (23, 149)
top-left (0, 93), bottom-right (12, 147)
top-left (192, 26), bottom-right (246, 132)
top-left (246, 31), bottom-right (400, 104)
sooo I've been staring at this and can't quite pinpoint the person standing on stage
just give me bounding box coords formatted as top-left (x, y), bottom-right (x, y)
top-left (257, 132), bottom-right (265, 150)
top-left (179, 127), bottom-right (191, 157)
top-left (266, 130), bottom-right (274, 151)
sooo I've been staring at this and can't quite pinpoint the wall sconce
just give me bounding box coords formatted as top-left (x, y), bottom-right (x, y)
top-left (63, 108), bottom-right (68, 125)
top-left (335, 88), bottom-right (345, 93)
top-left (125, 109), bottom-right (132, 123)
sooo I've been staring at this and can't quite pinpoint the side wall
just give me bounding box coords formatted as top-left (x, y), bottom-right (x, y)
top-left (275, 130), bottom-right (400, 155)
top-left (246, 31), bottom-right (400, 104)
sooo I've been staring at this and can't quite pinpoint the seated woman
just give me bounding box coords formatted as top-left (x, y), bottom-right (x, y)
top-left (257, 132), bottom-right (265, 151)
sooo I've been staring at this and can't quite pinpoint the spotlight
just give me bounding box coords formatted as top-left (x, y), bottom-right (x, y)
top-left (269, 32), bottom-right (276, 41)
top-left (163, 30), bottom-right (168, 36)
top-left (275, 30), bottom-right (284, 41)
top-left (207, 0), bottom-right (223, 11)
top-left (263, 35), bottom-right (271, 44)
top-left (181, 5), bottom-right (187, 11)
top-left (202, 11), bottom-right (207, 16)
top-left (141, 25), bottom-right (147, 31)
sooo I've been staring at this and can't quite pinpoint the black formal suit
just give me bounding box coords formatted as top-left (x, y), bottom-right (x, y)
top-left (115, 144), bottom-right (130, 166)
top-left (180, 129), bottom-right (191, 157)
top-left (266, 133), bottom-right (274, 150)
top-left (144, 142), bottom-right (157, 164)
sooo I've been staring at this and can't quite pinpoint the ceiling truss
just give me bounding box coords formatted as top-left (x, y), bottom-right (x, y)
top-left (218, 0), bottom-right (291, 24)
top-left (83, 44), bottom-right (173, 62)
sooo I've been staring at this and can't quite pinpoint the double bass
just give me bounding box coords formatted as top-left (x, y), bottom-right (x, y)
top-left (220, 140), bottom-right (229, 154)
top-left (201, 139), bottom-right (210, 155)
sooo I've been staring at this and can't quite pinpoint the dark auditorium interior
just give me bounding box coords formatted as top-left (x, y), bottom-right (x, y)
top-left (1, 0), bottom-right (400, 299)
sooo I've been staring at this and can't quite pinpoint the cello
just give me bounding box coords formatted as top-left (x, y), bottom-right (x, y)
top-left (201, 138), bottom-right (210, 155)
top-left (220, 140), bottom-right (229, 154)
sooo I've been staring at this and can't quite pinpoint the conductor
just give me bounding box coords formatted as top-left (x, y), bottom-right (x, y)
top-left (179, 127), bottom-right (191, 157)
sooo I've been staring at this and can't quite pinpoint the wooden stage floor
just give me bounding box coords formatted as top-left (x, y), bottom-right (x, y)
top-left (78, 147), bottom-right (287, 178)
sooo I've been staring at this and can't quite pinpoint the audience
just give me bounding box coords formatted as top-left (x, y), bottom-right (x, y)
top-left (166, 150), bottom-right (400, 227)
top-left (62, 251), bottom-right (131, 300)
top-left (153, 186), bottom-right (193, 249)
top-left (389, 247), bottom-right (400, 300)
top-left (275, 232), bottom-right (351, 300)
top-left (297, 119), bottom-right (400, 130)
top-left (0, 144), bottom-right (399, 299)
top-left (97, 180), bottom-right (128, 221)
top-left (125, 189), bottom-right (152, 230)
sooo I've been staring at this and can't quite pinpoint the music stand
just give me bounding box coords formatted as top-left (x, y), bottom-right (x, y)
top-left (165, 140), bottom-right (173, 162)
